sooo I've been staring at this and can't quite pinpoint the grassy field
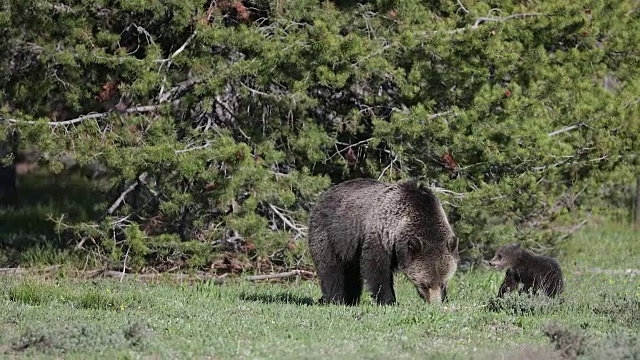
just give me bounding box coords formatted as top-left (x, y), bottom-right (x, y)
top-left (0, 224), bottom-right (638, 359)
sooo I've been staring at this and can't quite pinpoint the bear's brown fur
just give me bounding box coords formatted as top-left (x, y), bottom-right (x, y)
top-left (307, 178), bottom-right (459, 305)
top-left (489, 243), bottom-right (564, 298)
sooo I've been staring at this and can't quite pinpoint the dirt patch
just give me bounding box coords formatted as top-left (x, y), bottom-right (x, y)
top-left (543, 323), bottom-right (586, 359)
top-left (542, 322), bottom-right (639, 360)
top-left (474, 344), bottom-right (562, 360)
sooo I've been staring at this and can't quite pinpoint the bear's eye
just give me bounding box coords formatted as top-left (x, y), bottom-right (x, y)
top-left (497, 254), bottom-right (502, 260)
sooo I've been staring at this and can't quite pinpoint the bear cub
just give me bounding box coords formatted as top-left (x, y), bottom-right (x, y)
top-left (489, 243), bottom-right (564, 298)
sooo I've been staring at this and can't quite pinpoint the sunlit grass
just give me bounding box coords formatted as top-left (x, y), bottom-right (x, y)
top-left (0, 225), bottom-right (637, 359)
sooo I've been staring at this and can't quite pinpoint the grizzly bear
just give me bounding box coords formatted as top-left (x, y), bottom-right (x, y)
top-left (307, 178), bottom-right (459, 305)
top-left (489, 243), bottom-right (564, 298)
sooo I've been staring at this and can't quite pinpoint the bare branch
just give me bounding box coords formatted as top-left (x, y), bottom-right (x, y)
top-left (239, 81), bottom-right (282, 99)
top-left (158, 78), bottom-right (202, 103)
top-left (0, 265), bottom-right (61, 275)
top-left (430, 186), bottom-right (467, 198)
top-left (548, 123), bottom-right (584, 137)
top-left (456, 0), bottom-right (470, 15)
top-left (245, 270), bottom-right (315, 281)
top-left (1, 105), bottom-right (161, 127)
top-left (325, 138), bottom-right (374, 163)
top-left (378, 154), bottom-right (399, 181)
top-left (154, 31), bottom-right (197, 65)
top-left (268, 204), bottom-right (307, 239)
top-left (427, 12), bottom-right (549, 36)
top-left (428, 111), bottom-right (453, 120)
top-left (120, 246), bottom-right (130, 282)
top-left (105, 172), bottom-right (148, 216)
top-left (175, 141), bottom-right (212, 154)
top-left (94, 270), bottom-right (228, 284)
top-left (472, 12), bottom-right (546, 28)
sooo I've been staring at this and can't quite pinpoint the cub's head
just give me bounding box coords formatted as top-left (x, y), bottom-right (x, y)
top-left (403, 234), bottom-right (459, 304)
top-left (489, 243), bottom-right (522, 270)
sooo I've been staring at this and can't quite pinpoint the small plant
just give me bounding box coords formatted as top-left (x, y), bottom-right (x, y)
top-left (7, 280), bottom-right (59, 306)
top-left (486, 292), bottom-right (563, 316)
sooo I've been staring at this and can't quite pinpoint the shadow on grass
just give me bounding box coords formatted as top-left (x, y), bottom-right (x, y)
top-left (0, 169), bottom-right (107, 266)
top-left (239, 291), bottom-right (316, 306)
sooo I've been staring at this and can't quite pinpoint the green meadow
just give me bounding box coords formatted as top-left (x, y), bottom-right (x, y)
top-left (0, 224), bottom-right (638, 359)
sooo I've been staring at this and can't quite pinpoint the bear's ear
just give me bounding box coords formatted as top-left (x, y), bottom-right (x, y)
top-left (448, 235), bottom-right (459, 254)
top-left (408, 237), bottom-right (424, 254)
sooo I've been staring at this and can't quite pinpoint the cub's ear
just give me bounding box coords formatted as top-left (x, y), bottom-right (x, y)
top-left (448, 235), bottom-right (459, 254)
top-left (408, 237), bottom-right (424, 254)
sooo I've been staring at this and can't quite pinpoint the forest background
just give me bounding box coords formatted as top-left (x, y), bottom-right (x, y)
top-left (0, 0), bottom-right (638, 276)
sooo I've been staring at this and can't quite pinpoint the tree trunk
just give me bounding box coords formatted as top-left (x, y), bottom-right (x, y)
top-left (0, 130), bottom-right (18, 206)
top-left (635, 176), bottom-right (640, 227)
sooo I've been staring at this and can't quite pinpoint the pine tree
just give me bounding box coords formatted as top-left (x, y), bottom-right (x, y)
top-left (0, 0), bottom-right (638, 271)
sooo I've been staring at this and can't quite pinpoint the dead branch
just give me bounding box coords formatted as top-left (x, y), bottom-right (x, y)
top-left (325, 138), bottom-right (373, 163)
top-left (471, 12), bottom-right (547, 28)
top-left (548, 123), bottom-right (584, 137)
top-left (175, 141), bottom-right (212, 154)
top-left (0, 266), bottom-right (317, 283)
top-left (1, 105), bottom-right (160, 127)
top-left (426, 12), bottom-right (548, 36)
top-left (268, 204), bottom-right (308, 239)
top-left (154, 31), bottom-right (197, 66)
top-left (245, 270), bottom-right (315, 281)
top-left (120, 246), bottom-right (130, 282)
top-left (555, 219), bottom-right (590, 241)
top-left (378, 154), bottom-right (399, 180)
top-left (94, 270), bottom-right (228, 284)
top-left (158, 78), bottom-right (202, 103)
top-left (430, 186), bottom-right (467, 198)
top-left (105, 172), bottom-right (148, 216)
top-left (456, 0), bottom-right (469, 15)
top-left (0, 265), bottom-right (61, 274)
top-left (239, 81), bottom-right (283, 99)
top-left (428, 111), bottom-right (453, 120)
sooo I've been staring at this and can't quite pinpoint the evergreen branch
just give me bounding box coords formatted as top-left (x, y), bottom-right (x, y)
top-left (351, 44), bottom-right (392, 68)
top-left (1, 105), bottom-right (161, 126)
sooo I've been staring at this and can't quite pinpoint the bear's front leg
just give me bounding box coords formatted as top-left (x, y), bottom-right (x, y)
top-left (361, 239), bottom-right (396, 305)
top-left (497, 269), bottom-right (519, 298)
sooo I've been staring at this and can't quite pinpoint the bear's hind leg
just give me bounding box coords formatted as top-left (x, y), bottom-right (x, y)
top-left (343, 261), bottom-right (363, 306)
top-left (316, 263), bottom-right (346, 304)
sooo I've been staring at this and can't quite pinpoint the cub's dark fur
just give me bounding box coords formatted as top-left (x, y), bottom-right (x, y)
top-left (307, 178), bottom-right (459, 305)
top-left (489, 243), bottom-right (564, 298)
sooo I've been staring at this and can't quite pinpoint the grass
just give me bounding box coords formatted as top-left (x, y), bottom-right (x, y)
top-left (0, 225), bottom-right (638, 359)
